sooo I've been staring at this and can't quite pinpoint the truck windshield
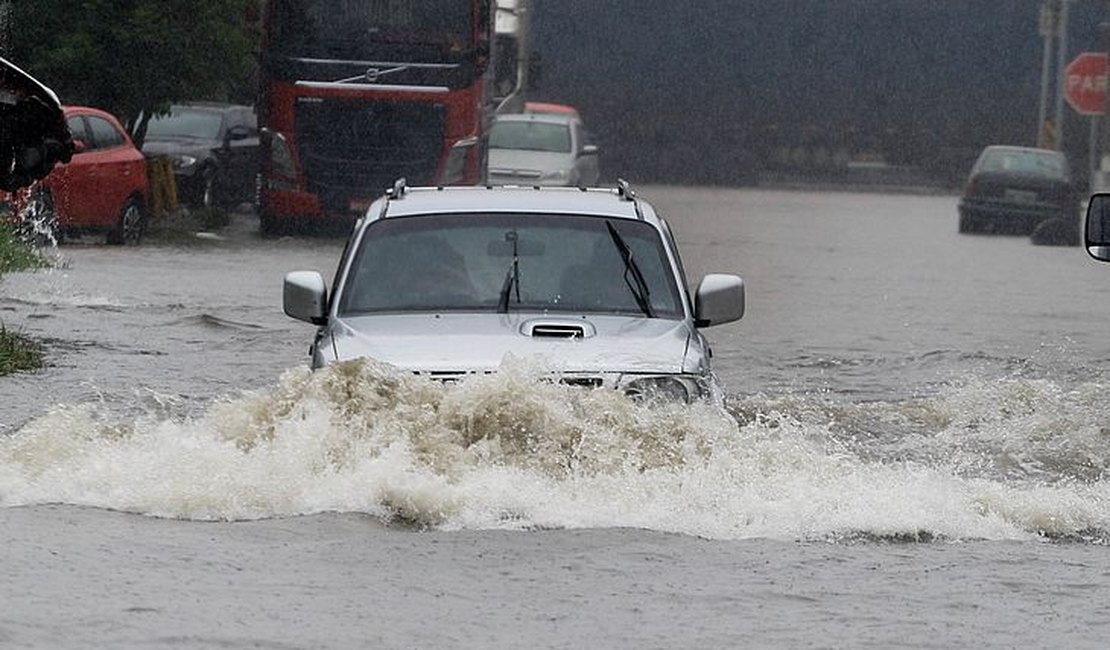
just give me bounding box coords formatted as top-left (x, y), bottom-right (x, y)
top-left (339, 213), bottom-right (683, 317)
top-left (269, 0), bottom-right (475, 61)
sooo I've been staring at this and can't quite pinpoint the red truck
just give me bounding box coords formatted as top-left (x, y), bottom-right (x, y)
top-left (255, 0), bottom-right (493, 234)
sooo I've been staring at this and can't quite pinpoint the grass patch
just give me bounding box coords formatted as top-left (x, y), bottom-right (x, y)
top-left (0, 222), bottom-right (48, 375)
top-left (0, 220), bottom-right (46, 275)
top-left (0, 324), bottom-right (45, 375)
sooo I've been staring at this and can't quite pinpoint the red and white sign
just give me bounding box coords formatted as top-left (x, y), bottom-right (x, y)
top-left (1065, 52), bottom-right (1108, 116)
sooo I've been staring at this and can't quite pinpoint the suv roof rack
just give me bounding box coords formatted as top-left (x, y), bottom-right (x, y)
top-left (616, 178), bottom-right (635, 200)
top-left (616, 178), bottom-right (644, 220)
top-left (385, 177), bottom-right (407, 199)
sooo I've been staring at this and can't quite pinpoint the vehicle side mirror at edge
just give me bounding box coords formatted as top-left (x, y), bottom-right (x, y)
top-left (579, 144), bottom-right (599, 158)
top-left (1086, 193), bottom-right (1110, 262)
top-left (225, 125), bottom-right (251, 143)
top-left (694, 274), bottom-right (744, 328)
top-left (284, 271), bottom-right (328, 325)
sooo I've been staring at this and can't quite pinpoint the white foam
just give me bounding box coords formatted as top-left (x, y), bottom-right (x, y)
top-left (3, 358), bottom-right (1110, 541)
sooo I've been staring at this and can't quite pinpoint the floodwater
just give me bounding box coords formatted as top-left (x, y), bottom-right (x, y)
top-left (4, 187), bottom-right (1110, 648)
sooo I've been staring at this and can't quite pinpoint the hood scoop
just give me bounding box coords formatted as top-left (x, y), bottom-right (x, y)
top-left (521, 319), bottom-right (596, 339)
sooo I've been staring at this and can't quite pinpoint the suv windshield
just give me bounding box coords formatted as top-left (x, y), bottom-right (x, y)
top-left (269, 0), bottom-right (474, 60)
top-left (339, 213), bottom-right (683, 317)
top-left (489, 121), bottom-right (572, 153)
top-left (145, 108), bottom-right (224, 140)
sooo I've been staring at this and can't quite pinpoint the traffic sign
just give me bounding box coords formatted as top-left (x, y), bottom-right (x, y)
top-left (1065, 52), bottom-right (1108, 116)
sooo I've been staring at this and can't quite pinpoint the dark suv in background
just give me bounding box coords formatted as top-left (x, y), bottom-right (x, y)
top-left (141, 102), bottom-right (259, 210)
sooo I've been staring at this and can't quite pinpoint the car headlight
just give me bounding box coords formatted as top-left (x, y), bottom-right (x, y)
top-left (172, 155), bottom-right (198, 171)
top-left (621, 375), bottom-right (710, 404)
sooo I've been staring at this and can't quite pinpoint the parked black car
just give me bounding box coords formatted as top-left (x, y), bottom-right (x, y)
top-left (141, 103), bottom-right (259, 210)
top-left (958, 145), bottom-right (1077, 236)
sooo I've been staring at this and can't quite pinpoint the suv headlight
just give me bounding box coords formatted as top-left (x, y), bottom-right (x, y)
top-left (621, 375), bottom-right (711, 404)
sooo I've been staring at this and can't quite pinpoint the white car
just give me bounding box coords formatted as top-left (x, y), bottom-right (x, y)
top-left (486, 112), bottom-right (600, 187)
top-left (284, 181), bottom-right (744, 403)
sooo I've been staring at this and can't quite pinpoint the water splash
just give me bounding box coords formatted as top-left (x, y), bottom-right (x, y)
top-left (3, 358), bottom-right (1110, 541)
top-left (9, 184), bottom-right (60, 249)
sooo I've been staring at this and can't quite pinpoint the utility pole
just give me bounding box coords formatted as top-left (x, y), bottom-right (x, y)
top-left (1097, 4), bottom-right (1110, 193)
top-left (1039, 0), bottom-right (1057, 148)
top-left (1054, 0), bottom-right (1073, 151)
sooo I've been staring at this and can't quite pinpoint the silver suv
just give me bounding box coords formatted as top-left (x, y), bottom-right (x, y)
top-left (283, 181), bottom-right (745, 403)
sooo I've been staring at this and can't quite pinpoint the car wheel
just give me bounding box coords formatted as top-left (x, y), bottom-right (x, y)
top-left (1031, 216), bottom-right (1080, 247)
top-left (17, 187), bottom-right (60, 246)
top-left (958, 212), bottom-right (980, 234)
top-left (107, 198), bottom-right (146, 245)
top-left (199, 165), bottom-right (220, 209)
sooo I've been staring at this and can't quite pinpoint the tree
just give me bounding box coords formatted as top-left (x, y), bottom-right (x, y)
top-left (6, 0), bottom-right (257, 145)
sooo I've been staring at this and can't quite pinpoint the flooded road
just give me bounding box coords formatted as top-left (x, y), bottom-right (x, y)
top-left (4, 187), bottom-right (1110, 648)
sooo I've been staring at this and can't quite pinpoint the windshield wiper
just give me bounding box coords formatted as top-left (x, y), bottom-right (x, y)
top-left (497, 230), bottom-right (522, 313)
top-left (606, 221), bottom-right (655, 317)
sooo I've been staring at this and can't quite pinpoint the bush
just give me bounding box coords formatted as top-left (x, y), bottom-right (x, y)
top-left (0, 222), bottom-right (48, 376)
top-left (0, 220), bottom-right (46, 274)
top-left (0, 324), bottom-right (44, 375)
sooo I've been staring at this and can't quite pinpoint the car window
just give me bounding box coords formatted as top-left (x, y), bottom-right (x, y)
top-left (86, 116), bottom-right (125, 150)
top-left (237, 108), bottom-right (259, 134)
top-left (975, 149), bottom-right (1068, 179)
top-left (66, 116), bottom-right (89, 147)
top-left (339, 213), bottom-right (683, 317)
top-left (571, 122), bottom-right (583, 152)
top-left (489, 121), bottom-right (572, 153)
top-left (146, 108), bottom-right (224, 140)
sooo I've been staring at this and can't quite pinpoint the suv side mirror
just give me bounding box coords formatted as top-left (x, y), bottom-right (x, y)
top-left (694, 274), bottom-right (745, 327)
top-left (579, 144), bottom-right (599, 158)
top-left (1086, 193), bottom-right (1110, 262)
top-left (284, 271), bottom-right (329, 325)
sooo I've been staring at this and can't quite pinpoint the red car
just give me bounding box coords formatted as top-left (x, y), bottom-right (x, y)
top-left (2, 106), bottom-right (148, 244)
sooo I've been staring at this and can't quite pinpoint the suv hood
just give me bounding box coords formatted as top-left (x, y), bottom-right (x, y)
top-left (324, 313), bottom-right (694, 374)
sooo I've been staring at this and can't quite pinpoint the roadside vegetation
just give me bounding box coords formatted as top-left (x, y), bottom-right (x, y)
top-left (9, 0), bottom-right (257, 144)
top-left (0, 220), bottom-right (45, 274)
top-left (0, 324), bottom-right (44, 375)
top-left (0, 222), bottom-right (47, 375)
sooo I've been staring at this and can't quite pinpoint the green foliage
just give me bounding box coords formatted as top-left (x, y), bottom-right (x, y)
top-left (7, 0), bottom-right (258, 133)
top-left (0, 323), bottom-right (44, 375)
top-left (0, 219), bottom-right (44, 274)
